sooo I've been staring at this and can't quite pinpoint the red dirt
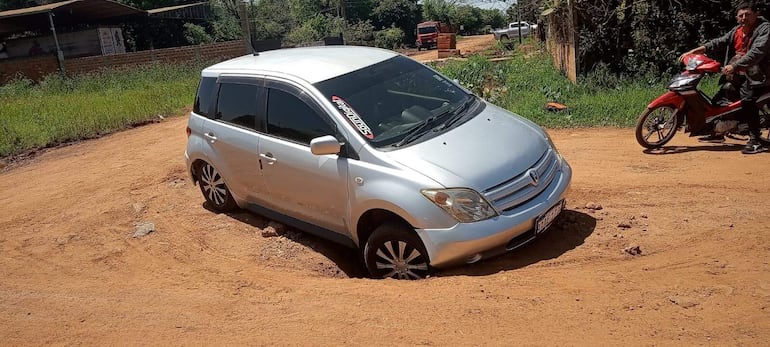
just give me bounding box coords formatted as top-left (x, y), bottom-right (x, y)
top-left (1, 35), bottom-right (769, 345)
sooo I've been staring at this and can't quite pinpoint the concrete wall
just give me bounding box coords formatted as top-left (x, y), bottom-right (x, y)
top-left (0, 40), bottom-right (248, 84)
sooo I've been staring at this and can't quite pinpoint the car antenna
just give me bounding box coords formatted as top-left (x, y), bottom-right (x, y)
top-left (251, 36), bottom-right (258, 56)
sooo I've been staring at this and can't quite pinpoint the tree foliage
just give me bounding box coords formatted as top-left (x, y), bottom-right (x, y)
top-left (0, 0), bottom-right (508, 50)
top-left (505, 0), bottom-right (756, 77)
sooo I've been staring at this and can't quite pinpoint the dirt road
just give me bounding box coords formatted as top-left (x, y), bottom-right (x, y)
top-left (2, 36), bottom-right (770, 344)
top-left (406, 33), bottom-right (498, 61)
top-left (2, 115), bottom-right (769, 345)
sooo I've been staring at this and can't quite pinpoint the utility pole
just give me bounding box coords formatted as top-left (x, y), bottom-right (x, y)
top-left (239, 1), bottom-right (251, 53)
top-left (517, 0), bottom-right (522, 44)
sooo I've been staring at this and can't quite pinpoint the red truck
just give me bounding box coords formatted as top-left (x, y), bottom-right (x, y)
top-left (415, 21), bottom-right (452, 51)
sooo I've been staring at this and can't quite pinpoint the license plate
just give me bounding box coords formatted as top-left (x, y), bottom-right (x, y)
top-left (536, 200), bottom-right (564, 234)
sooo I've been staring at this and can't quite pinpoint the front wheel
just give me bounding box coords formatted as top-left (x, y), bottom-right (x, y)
top-left (635, 106), bottom-right (680, 149)
top-left (364, 223), bottom-right (430, 280)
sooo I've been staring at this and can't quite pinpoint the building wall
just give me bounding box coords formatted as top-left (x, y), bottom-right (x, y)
top-left (0, 40), bottom-right (247, 84)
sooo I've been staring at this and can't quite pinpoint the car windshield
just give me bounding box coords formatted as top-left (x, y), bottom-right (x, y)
top-left (418, 26), bottom-right (437, 34)
top-left (314, 55), bottom-right (475, 148)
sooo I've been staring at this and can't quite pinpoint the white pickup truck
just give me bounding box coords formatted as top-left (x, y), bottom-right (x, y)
top-left (493, 21), bottom-right (536, 40)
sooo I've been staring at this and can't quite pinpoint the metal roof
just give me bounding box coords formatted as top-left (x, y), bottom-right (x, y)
top-left (0, 0), bottom-right (145, 37)
top-left (147, 2), bottom-right (210, 19)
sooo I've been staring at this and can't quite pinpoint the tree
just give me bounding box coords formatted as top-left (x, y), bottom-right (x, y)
top-left (573, 0), bottom-right (733, 77)
top-left (344, 0), bottom-right (375, 22)
top-left (250, 0), bottom-right (292, 40)
top-left (372, 0), bottom-right (419, 44)
top-left (422, 0), bottom-right (454, 24)
top-left (479, 8), bottom-right (506, 31)
top-left (505, 0), bottom-right (540, 23)
top-left (449, 5), bottom-right (483, 34)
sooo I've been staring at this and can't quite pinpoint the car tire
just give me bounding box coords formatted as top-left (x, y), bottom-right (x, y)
top-left (197, 161), bottom-right (238, 212)
top-left (363, 223), bottom-right (431, 280)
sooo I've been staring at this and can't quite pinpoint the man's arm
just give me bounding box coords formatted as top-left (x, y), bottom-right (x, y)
top-left (679, 28), bottom-right (735, 63)
top-left (679, 46), bottom-right (706, 62)
top-left (704, 28), bottom-right (735, 57)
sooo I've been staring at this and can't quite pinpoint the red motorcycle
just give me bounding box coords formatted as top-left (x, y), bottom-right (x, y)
top-left (635, 54), bottom-right (770, 148)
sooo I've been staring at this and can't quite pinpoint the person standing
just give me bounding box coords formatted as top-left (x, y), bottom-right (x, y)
top-left (680, 1), bottom-right (770, 154)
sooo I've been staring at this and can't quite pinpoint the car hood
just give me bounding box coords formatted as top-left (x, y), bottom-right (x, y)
top-left (387, 102), bottom-right (550, 191)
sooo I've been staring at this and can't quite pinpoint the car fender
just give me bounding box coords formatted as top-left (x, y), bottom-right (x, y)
top-left (347, 168), bottom-right (458, 245)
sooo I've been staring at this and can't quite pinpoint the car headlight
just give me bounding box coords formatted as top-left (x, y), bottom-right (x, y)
top-left (421, 188), bottom-right (498, 223)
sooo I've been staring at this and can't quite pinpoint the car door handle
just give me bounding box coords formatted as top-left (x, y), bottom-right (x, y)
top-left (204, 132), bottom-right (217, 143)
top-left (259, 153), bottom-right (277, 165)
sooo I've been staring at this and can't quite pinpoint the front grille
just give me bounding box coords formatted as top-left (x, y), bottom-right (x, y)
top-left (483, 149), bottom-right (559, 212)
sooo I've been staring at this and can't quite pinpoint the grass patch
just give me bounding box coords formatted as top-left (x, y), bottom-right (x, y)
top-left (434, 47), bottom-right (720, 128)
top-left (1, 46), bottom-right (721, 160)
top-left (0, 63), bottom-right (202, 157)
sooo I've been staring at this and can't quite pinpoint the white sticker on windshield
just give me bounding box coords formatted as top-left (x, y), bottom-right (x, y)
top-left (332, 96), bottom-right (374, 140)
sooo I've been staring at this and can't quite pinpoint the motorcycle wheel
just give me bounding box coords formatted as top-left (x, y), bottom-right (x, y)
top-left (635, 106), bottom-right (680, 149)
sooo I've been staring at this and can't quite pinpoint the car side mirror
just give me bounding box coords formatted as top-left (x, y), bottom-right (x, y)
top-left (310, 135), bottom-right (341, 155)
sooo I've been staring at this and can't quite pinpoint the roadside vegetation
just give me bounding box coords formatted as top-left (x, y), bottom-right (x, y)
top-left (0, 40), bottom-right (720, 159)
top-left (0, 63), bottom-right (202, 158)
top-left (436, 40), bottom-right (719, 128)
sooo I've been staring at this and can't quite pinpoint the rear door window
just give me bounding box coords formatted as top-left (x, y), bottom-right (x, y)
top-left (216, 83), bottom-right (259, 130)
top-left (194, 77), bottom-right (217, 118)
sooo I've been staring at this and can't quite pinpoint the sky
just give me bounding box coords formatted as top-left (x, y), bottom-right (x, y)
top-left (464, 0), bottom-right (515, 11)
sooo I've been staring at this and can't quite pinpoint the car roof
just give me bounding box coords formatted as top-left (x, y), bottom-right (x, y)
top-left (201, 46), bottom-right (400, 84)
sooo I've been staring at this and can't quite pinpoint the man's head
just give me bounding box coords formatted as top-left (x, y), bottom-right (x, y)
top-left (735, 1), bottom-right (760, 29)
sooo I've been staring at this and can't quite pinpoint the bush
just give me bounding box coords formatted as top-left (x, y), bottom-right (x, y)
top-left (345, 20), bottom-right (375, 46)
top-left (184, 23), bottom-right (214, 45)
top-left (374, 26), bottom-right (405, 50)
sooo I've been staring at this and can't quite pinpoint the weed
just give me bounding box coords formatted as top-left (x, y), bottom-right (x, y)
top-left (0, 62), bottom-right (205, 157)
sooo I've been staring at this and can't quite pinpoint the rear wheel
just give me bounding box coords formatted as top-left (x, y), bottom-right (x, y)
top-left (635, 106), bottom-right (680, 149)
top-left (197, 161), bottom-right (237, 212)
top-left (364, 223), bottom-right (430, 280)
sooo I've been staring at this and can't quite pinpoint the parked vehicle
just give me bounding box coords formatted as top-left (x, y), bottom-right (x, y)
top-left (493, 21), bottom-right (536, 40)
top-left (185, 46), bottom-right (572, 280)
top-left (635, 53), bottom-right (770, 148)
top-left (416, 21), bottom-right (452, 50)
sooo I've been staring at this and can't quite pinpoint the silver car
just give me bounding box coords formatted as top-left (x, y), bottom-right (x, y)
top-left (185, 46), bottom-right (571, 279)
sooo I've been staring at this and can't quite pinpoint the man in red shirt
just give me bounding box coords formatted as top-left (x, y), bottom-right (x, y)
top-left (680, 1), bottom-right (770, 154)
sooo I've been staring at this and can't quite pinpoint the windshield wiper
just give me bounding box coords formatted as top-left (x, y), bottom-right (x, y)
top-left (441, 96), bottom-right (475, 130)
top-left (393, 116), bottom-right (437, 147)
top-left (393, 97), bottom-right (476, 147)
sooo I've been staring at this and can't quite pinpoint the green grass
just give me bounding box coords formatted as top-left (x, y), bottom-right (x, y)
top-left (435, 47), bottom-right (721, 128)
top-left (1, 46), bottom-right (721, 159)
top-left (0, 63), bottom-right (202, 157)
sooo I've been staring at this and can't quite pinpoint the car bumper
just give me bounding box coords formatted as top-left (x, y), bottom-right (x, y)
top-left (416, 160), bottom-right (572, 268)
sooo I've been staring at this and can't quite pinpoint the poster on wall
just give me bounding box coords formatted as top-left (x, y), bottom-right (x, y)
top-left (98, 27), bottom-right (126, 55)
